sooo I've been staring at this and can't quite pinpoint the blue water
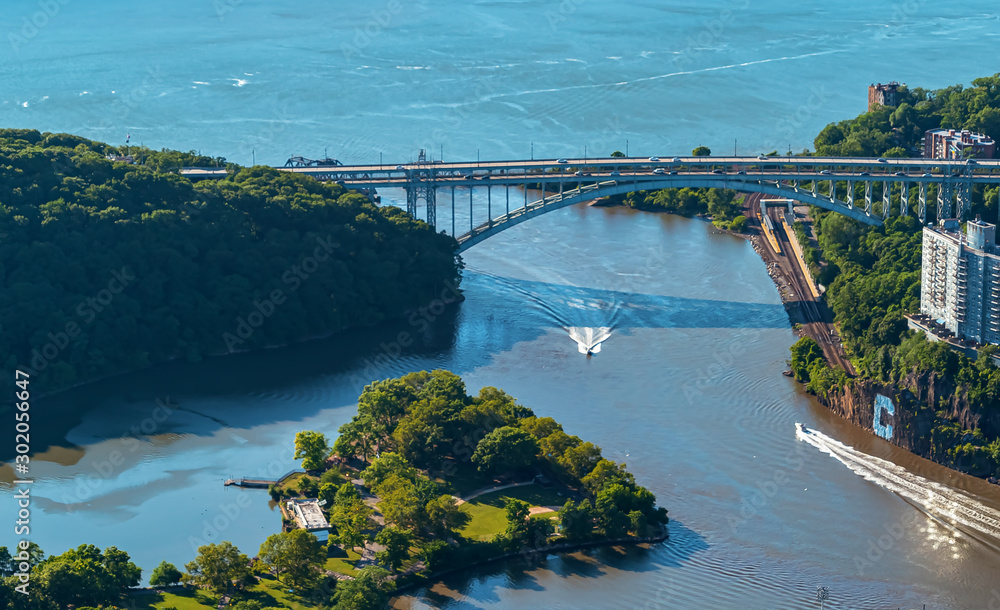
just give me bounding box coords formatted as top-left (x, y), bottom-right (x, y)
top-left (5, 2), bottom-right (1000, 608)
top-left (4, 1), bottom-right (1000, 166)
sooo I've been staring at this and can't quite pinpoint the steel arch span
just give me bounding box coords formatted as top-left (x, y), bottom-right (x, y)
top-left (455, 178), bottom-right (880, 252)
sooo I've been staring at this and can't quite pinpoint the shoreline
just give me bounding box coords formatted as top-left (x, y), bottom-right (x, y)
top-left (391, 525), bottom-right (669, 596)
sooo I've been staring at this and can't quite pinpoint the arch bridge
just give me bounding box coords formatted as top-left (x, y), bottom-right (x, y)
top-left (181, 156), bottom-right (1000, 252)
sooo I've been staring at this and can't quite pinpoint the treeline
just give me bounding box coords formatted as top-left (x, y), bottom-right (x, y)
top-left (0, 129), bottom-right (460, 395)
top-left (799, 75), bottom-right (1000, 477)
top-left (609, 186), bottom-right (746, 231)
top-left (815, 74), bottom-right (1000, 158)
top-left (301, 370), bottom-right (668, 577)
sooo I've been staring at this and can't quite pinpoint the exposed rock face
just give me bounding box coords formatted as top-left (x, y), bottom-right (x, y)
top-left (818, 375), bottom-right (934, 457)
top-left (816, 370), bottom-right (998, 476)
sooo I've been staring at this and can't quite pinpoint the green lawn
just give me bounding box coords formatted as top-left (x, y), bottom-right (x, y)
top-left (130, 587), bottom-right (217, 609)
top-left (459, 485), bottom-right (570, 541)
top-left (131, 577), bottom-right (327, 610)
top-left (324, 547), bottom-right (362, 576)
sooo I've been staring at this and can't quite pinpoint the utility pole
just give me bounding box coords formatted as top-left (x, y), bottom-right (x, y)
top-left (531, 142), bottom-right (533, 160)
top-left (626, 139), bottom-right (629, 157)
top-left (735, 138), bottom-right (738, 156)
top-left (252, 149), bottom-right (255, 166)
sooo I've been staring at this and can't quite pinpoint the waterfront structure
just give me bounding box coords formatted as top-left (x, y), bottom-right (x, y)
top-left (286, 498), bottom-right (330, 531)
top-left (920, 218), bottom-right (1000, 345)
top-left (924, 129), bottom-right (996, 160)
top-left (868, 82), bottom-right (901, 111)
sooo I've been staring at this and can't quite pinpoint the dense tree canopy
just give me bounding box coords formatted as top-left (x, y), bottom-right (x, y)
top-left (0, 130), bottom-right (460, 394)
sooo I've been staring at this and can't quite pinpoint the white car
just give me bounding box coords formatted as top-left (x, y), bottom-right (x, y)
top-left (610, 170), bottom-right (621, 176)
top-left (649, 156), bottom-right (660, 162)
top-left (395, 165), bottom-right (405, 170)
top-left (653, 168), bottom-right (667, 175)
top-left (557, 158), bottom-right (569, 163)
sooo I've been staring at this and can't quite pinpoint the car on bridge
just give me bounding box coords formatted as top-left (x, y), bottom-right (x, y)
top-left (653, 168), bottom-right (667, 175)
top-left (557, 158), bottom-right (568, 163)
top-left (712, 169), bottom-right (725, 174)
top-left (649, 156), bottom-right (660, 162)
top-left (820, 170), bottom-right (831, 175)
top-left (395, 165), bottom-right (405, 170)
top-left (610, 170), bottom-right (621, 176)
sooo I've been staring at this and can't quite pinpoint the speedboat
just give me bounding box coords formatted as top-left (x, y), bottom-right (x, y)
top-left (795, 422), bottom-right (808, 434)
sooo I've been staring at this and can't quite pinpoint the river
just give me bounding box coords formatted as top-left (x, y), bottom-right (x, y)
top-left (3, 1), bottom-right (1000, 608)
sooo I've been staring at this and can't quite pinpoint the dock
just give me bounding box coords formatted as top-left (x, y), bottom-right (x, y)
top-left (224, 478), bottom-right (276, 489)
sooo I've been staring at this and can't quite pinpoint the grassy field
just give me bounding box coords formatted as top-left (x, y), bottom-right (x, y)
top-left (131, 578), bottom-right (325, 609)
top-left (325, 547), bottom-right (363, 576)
top-left (130, 588), bottom-right (217, 609)
top-left (458, 485), bottom-right (568, 541)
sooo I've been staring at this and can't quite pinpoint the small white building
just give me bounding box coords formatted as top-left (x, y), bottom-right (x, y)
top-left (286, 499), bottom-right (330, 531)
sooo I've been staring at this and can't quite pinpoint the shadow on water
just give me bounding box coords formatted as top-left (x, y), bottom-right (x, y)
top-left (400, 520), bottom-right (709, 607)
top-left (14, 272), bottom-right (786, 460)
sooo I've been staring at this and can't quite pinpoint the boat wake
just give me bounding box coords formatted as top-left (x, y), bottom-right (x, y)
top-left (567, 326), bottom-right (612, 355)
top-left (795, 423), bottom-right (1000, 545)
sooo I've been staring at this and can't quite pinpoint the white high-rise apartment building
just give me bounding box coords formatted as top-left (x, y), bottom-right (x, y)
top-left (921, 218), bottom-right (1000, 345)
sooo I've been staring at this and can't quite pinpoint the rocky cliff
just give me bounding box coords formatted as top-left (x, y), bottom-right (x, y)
top-left (817, 370), bottom-right (1000, 478)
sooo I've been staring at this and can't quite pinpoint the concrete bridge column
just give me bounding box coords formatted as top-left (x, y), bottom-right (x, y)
top-left (900, 182), bottom-right (909, 216)
top-left (506, 184), bottom-right (510, 215)
top-left (865, 181), bottom-right (873, 216)
top-left (828, 179), bottom-right (835, 202)
top-left (846, 181), bottom-right (855, 208)
top-left (524, 183), bottom-right (528, 208)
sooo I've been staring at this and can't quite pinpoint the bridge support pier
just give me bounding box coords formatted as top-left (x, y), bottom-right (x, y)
top-left (956, 182), bottom-right (970, 220)
top-left (846, 181), bottom-right (855, 208)
top-left (487, 186), bottom-right (492, 226)
top-left (865, 181), bottom-right (873, 216)
top-left (828, 179), bottom-right (835, 202)
top-left (919, 182), bottom-right (927, 223)
top-left (506, 184), bottom-right (510, 215)
top-left (406, 183), bottom-right (436, 227)
top-left (451, 186), bottom-right (456, 237)
top-left (470, 186), bottom-right (474, 232)
top-left (938, 182), bottom-right (952, 220)
top-left (900, 182), bottom-right (909, 217)
top-left (882, 180), bottom-right (891, 220)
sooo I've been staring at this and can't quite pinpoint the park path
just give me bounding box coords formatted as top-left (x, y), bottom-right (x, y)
top-left (452, 480), bottom-right (535, 505)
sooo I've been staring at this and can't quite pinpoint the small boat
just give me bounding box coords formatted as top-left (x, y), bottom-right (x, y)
top-left (795, 422), bottom-right (808, 434)
top-left (782, 370), bottom-right (794, 377)
top-left (586, 349), bottom-right (593, 357)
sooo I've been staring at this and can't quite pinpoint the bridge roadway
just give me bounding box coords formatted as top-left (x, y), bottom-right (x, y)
top-left (181, 156), bottom-right (1000, 250)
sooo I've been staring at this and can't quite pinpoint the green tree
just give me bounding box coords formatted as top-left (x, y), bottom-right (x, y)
top-left (360, 452), bottom-right (417, 492)
top-left (557, 499), bottom-right (594, 539)
top-left (558, 441), bottom-right (603, 480)
top-left (332, 566), bottom-right (394, 610)
top-left (184, 541), bottom-right (252, 594)
top-left (149, 560), bottom-right (183, 587)
top-left (294, 431), bottom-right (331, 471)
top-left (471, 426), bottom-right (539, 474)
top-left (424, 494), bottom-right (470, 537)
top-left (692, 146), bottom-right (711, 156)
top-left (258, 530), bottom-right (325, 589)
top-left (376, 474), bottom-right (425, 531)
top-left (374, 527), bottom-right (412, 572)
